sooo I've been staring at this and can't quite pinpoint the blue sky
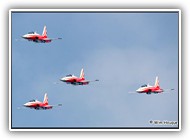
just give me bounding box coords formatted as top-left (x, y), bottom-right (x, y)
top-left (11, 11), bottom-right (179, 128)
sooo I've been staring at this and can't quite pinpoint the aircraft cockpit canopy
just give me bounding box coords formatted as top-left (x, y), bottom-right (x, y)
top-left (66, 74), bottom-right (72, 77)
top-left (28, 31), bottom-right (35, 34)
top-left (141, 84), bottom-right (147, 87)
top-left (29, 99), bottom-right (36, 102)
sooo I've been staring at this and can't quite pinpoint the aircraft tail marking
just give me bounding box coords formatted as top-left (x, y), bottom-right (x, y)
top-left (154, 76), bottom-right (160, 87)
top-left (80, 68), bottom-right (85, 79)
top-left (43, 93), bottom-right (48, 105)
top-left (42, 26), bottom-right (47, 37)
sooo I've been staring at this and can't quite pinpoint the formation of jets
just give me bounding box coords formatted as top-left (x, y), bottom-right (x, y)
top-left (18, 26), bottom-right (174, 110)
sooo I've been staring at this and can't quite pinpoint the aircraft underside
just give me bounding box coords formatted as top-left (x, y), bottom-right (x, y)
top-left (28, 39), bottom-right (51, 43)
top-left (68, 82), bottom-right (89, 85)
top-left (28, 106), bottom-right (52, 110)
top-left (146, 91), bottom-right (162, 94)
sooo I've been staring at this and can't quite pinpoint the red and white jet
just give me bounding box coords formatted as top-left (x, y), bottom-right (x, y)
top-left (23, 93), bottom-right (62, 110)
top-left (136, 77), bottom-right (174, 94)
top-left (22, 26), bottom-right (62, 43)
top-left (60, 68), bottom-right (99, 85)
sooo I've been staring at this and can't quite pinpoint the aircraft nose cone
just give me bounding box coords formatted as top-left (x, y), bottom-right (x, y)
top-left (60, 78), bottom-right (65, 82)
top-left (136, 89), bottom-right (141, 92)
top-left (60, 77), bottom-right (67, 82)
top-left (23, 103), bottom-right (29, 107)
top-left (22, 35), bottom-right (27, 39)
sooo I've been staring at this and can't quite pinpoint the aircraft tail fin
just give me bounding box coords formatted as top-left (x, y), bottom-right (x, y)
top-left (43, 93), bottom-right (48, 105)
top-left (42, 26), bottom-right (47, 37)
top-left (154, 76), bottom-right (160, 87)
top-left (80, 68), bottom-right (85, 79)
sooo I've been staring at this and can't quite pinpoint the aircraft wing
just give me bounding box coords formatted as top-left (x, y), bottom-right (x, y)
top-left (45, 104), bottom-right (62, 107)
top-left (79, 79), bottom-right (99, 84)
top-left (42, 37), bottom-right (62, 41)
top-left (45, 104), bottom-right (62, 109)
top-left (84, 79), bottom-right (99, 83)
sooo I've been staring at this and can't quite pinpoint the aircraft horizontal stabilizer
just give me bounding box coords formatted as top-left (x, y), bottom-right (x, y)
top-left (89, 79), bottom-right (99, 82)
top-left (51, 104), bottom-right (62, 107)
top-left (164, 88), bottom-right (174, 92)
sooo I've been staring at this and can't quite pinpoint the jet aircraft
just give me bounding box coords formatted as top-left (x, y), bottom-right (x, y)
top-left (23, 93), bottom-right (62, 110)
top-left (135, 76), bottom-right (174, 94)
top-left (60, 68), bottom-right (99, 85)
top-left (22, 26), bottom-right (62, 43)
